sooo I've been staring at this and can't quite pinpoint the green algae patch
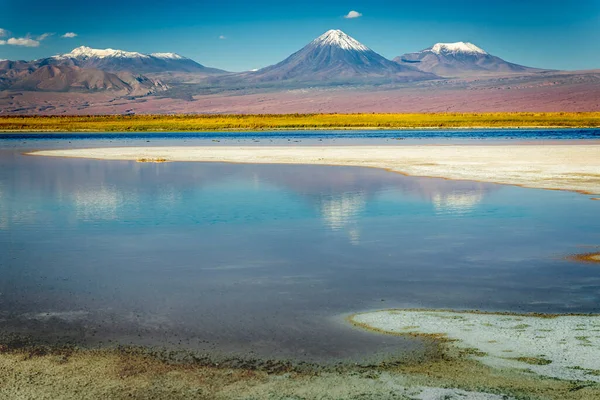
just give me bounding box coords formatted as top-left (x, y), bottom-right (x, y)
top-left (512, 357), bottom-right (553, 366)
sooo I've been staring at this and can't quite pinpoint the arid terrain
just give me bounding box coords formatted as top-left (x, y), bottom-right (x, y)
top-left (1, 70), bottom-right (599, 115)
top-left (3, 4), bottom-right (600, 398)
top-left (1, 29), bottom-right (599, 115)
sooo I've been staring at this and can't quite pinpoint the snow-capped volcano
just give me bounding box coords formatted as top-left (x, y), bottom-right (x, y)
top-left (311, 29), bottom-right (370, 51)
top-left (45, 46), bottom-right (226, 74)
top-left (394, 42), bottom-right (539, 77)
top-left (430, 42), bottom-right (487, 55)
top-left (240, 29), bottom-right (436, 83)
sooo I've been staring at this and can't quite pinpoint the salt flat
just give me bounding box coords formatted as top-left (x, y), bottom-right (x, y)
top-left (30, 144), bottom-right (600, 195)
top-left (350, 310), bottom-right (600, 382)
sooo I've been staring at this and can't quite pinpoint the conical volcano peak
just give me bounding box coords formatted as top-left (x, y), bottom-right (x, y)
top-left (239, 28), bottom-right (436, 83)
top-left (312, 29), bottom-right (370, 51)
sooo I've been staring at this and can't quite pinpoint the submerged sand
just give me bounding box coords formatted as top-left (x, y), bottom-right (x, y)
top-left (29, 144), bottom-right (600, 195)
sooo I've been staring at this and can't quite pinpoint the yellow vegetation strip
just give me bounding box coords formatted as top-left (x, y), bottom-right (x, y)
top-left (2, 112), bottom-right (600, 132)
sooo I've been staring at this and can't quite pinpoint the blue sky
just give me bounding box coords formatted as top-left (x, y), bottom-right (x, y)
top-left (1, 0), bottom-right (599, 71)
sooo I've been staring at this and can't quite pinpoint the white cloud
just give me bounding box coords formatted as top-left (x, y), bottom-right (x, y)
top-left (6, 37), bottom-right (40, 47)
top-left (219, 35), bottom-right (226, 40)
top-left (344, 10), bottom-right (363, 19)
top-left (0, 30), bottom-right (48, 47)
top-left (36, 33), bottom-right (53, 41)
top-left (62, 32), bottom-right (77, 38)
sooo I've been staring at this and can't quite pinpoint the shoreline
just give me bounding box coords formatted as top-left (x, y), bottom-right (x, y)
top-left (28, 144), bottom-right (600, 196)
top-left (11, 140), bottom-right (600, 397)
top-left (348, 309), bottom-right (600, 383)
top-left (2, 309), bottom-right (600, 399)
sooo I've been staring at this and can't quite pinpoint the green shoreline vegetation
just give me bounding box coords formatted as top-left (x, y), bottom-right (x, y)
top-left (2, 112), bottom-right (600, 132)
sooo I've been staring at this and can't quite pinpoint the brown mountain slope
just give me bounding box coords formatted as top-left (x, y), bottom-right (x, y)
top-left (1, 63), bottom-right (167, 95)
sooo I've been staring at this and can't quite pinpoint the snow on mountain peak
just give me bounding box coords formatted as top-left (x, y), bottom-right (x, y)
top-left (151, 52), bottom-right (188, 60)
top-left (64, 46), bottom-right (149, 59)
top-left (59, 47), bottom-right (190, 61)
top-left (312, 29), bottom-right (370, 51)
top-left (430, 42), bottom-right (487, 55)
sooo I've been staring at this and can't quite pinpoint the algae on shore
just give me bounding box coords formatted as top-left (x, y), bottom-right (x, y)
top-left (1, 340), bottom-right (600, 400)
top-left (567, 252), bottom-right (600, 263)
top-left (3, 309), bottom-right (600, 399)
top-left (136, 157), bottom-right (168, 163)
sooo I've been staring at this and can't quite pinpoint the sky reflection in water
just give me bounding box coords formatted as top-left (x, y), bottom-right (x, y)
top-left (0, 148), bottom-right (599, 361)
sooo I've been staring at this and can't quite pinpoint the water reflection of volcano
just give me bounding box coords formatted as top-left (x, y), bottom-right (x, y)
top-left (0, 154), bottom-right (499, 232)
top-left (319, 192), bottom-right (366, 230)
top-left (318, 192), bottom-right (366, 244)
top-left (250, 164), bottom-right (498, 221)
top-left (240, 164), bottom-right (498, 243)
top-left (72, 186), bottom-right (121, 221)
top-left (432, 191), bottom-right (486, 215)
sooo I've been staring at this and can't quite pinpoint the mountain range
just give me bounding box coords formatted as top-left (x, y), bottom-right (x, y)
top-left (0, 59), bottom-right (168, 95)
top-left (0, 29), bottom-right (586, 102)
top-left (0, 47), bottom-right (228, 95)
top-left (44, 46), bottom-right (227, 75)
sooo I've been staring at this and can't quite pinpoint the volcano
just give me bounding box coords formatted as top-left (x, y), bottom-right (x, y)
top-left (394, 42), bottom-right (541, 77)
top-left (243, 29), bottom-right (437, 83)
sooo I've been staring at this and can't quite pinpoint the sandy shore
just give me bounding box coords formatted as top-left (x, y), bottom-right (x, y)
top-left (0, 347), bottom-right (515, 400)
top-left (29, 144), bottom-right (600, 195)
top-left (350, 310), bottom-right (600, 383)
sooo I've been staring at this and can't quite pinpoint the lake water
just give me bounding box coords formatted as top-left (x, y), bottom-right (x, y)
top-left (1, 128), bottom-right (599, 142)
top-left (1, 132), bottom-right (599, 363)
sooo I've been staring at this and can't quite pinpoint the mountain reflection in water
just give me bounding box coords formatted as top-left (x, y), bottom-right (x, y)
top-left (1, 151), bottom-right (598, 362)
